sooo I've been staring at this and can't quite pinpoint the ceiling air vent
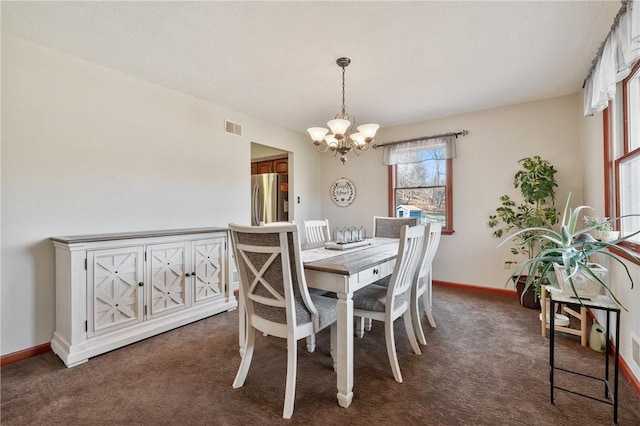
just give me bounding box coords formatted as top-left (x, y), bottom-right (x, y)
top-left (225, 120), bottom-right (242, 137)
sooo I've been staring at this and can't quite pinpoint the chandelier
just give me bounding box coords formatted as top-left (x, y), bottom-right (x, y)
top-left (307, 57), bottom-right (380, 165)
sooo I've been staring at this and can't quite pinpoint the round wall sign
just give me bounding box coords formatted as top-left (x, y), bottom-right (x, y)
top-left (330, 178), bottom-right (356, 207)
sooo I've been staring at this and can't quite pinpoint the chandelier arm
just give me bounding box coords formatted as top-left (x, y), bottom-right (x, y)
top-left (345, 118), bottom-right (355, 141)
top-left (356, 143), bottom-right (370, 152)
top-left (315, 142), bottom-right (331, 154)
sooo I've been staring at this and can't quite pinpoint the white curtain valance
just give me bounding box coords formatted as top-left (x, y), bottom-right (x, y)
top-left (584, 0), bottom-right (640, 116)
top-left (382, 136), bottom-right (456, 165)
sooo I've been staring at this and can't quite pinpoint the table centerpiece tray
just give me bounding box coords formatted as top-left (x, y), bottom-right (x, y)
top-left (324, 240), bottom-right (372, 250)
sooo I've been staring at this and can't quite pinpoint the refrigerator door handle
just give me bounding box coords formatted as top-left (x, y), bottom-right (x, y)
top-left (252, 184), bottom-right (261, 225)
top-left (252, 184), bottom-right (257, 225)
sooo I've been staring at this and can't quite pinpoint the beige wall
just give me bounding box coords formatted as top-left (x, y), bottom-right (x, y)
top-left (579, 109), bottom-right (640, 382)
top-left (0, 35), bottom-right (322, 355)
top-left (321, 94), bottom-right (584, 290)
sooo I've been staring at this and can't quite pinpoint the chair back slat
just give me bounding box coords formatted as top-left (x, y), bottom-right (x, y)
top-left (387, 225), bottom-right (426, 299)
top-left (416, 223), bottom-right (442, 286)
top-left (260, 221), bottom-right (296, 226)
top-left (303, 219), bottom-right (331, 245)
top-left (249, 293), bottom-right (287, 308)
top-left (373, 216), bottom-right (419, 238)
top-left (234, 247), bottom-right (286, 304)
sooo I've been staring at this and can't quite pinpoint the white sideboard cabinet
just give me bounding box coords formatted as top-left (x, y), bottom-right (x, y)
top-left (51, 228), bottom-right (237, 367)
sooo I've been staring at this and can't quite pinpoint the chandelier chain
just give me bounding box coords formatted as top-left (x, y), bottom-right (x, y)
top-left (341, 66), bottom-right (347, 118)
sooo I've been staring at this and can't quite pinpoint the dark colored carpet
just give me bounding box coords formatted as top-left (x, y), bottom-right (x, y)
top-left (2, 286), bottom-right (639, 425)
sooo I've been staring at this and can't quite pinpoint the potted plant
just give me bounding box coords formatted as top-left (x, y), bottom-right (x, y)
top-left (500, 194), bottom-right (640, 308)
top-left (488, 156), bottom-right (560, 308)
top-left (583, 216), bottom-right (620, 242)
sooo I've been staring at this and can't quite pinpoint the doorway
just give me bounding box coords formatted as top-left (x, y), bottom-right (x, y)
top-left (250, 143), bottom-right (290, 225)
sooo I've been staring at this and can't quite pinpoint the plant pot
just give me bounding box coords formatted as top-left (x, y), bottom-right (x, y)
top-left (513, 276), bottom-right (540, 309)
top-left (593, 230), bottom-right (620, 242)
top-left (553, 262), bottom-right (607, 300)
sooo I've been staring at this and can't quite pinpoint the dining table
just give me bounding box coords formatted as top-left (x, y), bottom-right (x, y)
top-left (300, 237), bottom-right (399, 408)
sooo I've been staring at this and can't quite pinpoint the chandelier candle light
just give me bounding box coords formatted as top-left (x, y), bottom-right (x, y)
top-left (307, 57), bottom-right (380, 165)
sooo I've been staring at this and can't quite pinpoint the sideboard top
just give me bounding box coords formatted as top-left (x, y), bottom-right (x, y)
top-left (51, 227), bottom-right (229, 244)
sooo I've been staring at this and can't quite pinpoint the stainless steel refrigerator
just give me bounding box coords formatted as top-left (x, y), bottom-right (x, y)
top-left (251, 173), bottom-right (289, 226)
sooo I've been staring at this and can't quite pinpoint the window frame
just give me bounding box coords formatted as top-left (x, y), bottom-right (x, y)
top-left (388, 157), bottom-right (454, 235)
top-left (604, 59), bottom-right (640, 255)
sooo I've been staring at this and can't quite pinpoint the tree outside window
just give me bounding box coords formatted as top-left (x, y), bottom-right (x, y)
top-left (392, 147), bottom-right (452, 233)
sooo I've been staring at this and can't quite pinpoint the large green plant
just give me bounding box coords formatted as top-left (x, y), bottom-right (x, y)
top-left (488, 156), bottom-right (559, 260)
top-left (499, 194), bottom-right (640, 308)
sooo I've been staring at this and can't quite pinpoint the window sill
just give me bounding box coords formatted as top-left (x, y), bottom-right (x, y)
top-left (610, 242), bottom-right (640, 265)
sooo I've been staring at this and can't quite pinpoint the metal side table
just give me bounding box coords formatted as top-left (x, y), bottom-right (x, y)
top-left (549, 291), bottom-right (621, 424)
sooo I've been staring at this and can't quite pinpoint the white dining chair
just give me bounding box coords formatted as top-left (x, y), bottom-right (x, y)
top-left (303, 219), bottom-right (331, 249)
top-left (411, 223), bottom-right (442, 344)
top-left (300, 219), bottom-right (334, 351)
top-left (356, 216), bottom-right (420, 335)
top-left (351, 224), bottom-right (425, 383)
top-left (229, 223), bottom-right (337, 419)
top-left (263, 220), bottom-right (330, 353)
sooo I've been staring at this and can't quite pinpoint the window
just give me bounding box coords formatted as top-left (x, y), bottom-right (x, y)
top-left (606, 59), bottom-right (640, 251)
top-left (389, 145), bottom-right (453, 234)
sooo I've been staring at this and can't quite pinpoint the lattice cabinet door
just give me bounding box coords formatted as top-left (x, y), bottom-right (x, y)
top-left (193, 238), bottom-right (226, 304)
top-left (87, 246), bottom-right (144, 337)
top-left (146, 242), bottom-right (191, 319)
top-left (147, 242), bottom-right (191, 318)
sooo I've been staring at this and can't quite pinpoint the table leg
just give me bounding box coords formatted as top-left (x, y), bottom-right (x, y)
top-left (580, 306), bottom-right (588, 347)
top-left (605, 312), bottom-right (610, 399)
top-left (541, 288), bottom-right (547, 338)
top-left (550, 299), bottom-right (555, 404)
top-left (336, 289), bottom-right (354, 408)
top-left (238, 288), bottom-right (246, 358)
top-left (614, 311), bottom-right (620, 424)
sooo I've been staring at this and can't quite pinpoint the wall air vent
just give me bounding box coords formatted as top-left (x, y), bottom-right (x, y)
top-left (225, 120), bottom-right (242, 137)
top-left (632, 332), bottom-right (640, 369)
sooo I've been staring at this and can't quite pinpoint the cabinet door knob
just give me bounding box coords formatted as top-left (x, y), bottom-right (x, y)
top-left (373, 268), bottom-right (379, 274)
top-left (138, 282), bottom-right (144, 287)
top-left (185, 273), bottom-right (191, 277)
top-left (192, 272), bottom-right (196, 277)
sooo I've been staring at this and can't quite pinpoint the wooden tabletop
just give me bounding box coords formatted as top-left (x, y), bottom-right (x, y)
top-left (302, 238), bottom-right (398, 276)
top-left (546, 285), bottom-right (620, 311)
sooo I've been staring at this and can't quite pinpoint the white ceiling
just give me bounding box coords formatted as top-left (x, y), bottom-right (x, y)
top-left (1, 1), bottom-right (621, 134)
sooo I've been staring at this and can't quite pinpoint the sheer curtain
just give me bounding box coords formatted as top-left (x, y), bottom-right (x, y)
top-left (584, 0), bottom-right (640, 115)
top-left (382, 136), bottom-right (456, 165)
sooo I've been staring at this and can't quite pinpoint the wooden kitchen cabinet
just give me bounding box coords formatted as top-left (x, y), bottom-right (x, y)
top-left (251, 157), bottom-right (288, 174)
top-left (256, 160), bottom-right (274, 174)
top-left (273, 158), bottom-right (288, 173)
